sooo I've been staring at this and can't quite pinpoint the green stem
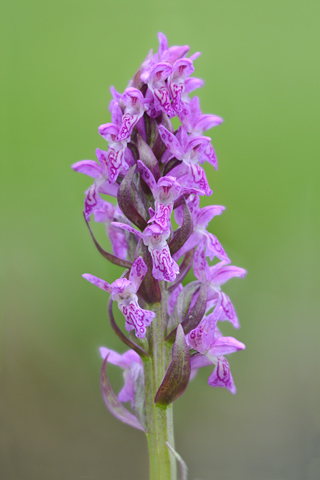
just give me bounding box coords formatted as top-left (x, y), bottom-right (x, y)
top-left (144, 283), bottom-right (177, 480)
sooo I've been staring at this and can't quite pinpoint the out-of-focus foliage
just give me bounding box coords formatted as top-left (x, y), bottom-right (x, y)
top-left (1, 1), bottom-right (319, 479)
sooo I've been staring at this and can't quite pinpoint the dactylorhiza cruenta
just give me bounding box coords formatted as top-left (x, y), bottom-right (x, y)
top-left (72, 33), bottom-right (246, 480)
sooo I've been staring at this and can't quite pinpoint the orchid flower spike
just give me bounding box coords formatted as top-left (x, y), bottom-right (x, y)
top-left (73, 33), bottom-right (246, 474)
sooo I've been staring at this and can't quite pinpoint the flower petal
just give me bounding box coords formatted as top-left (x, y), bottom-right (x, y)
top-left (108, 299), bottom-right (149, 358)
top-left (99, 347), bottom-right (141, 369)
top-left (120, 299), bottom-right (155, 338)
top-left (193, 239), bottom-right (210, 281)
top-left (208, 262), bottom-right (247, 286)
top-left (168, 248), bottom-right (194, 291)
top-left (95, 148), bottom-right (109, 177)
top-left (205, 232), bottom-right (230, 263)
top-left (117, 89), bottom-right (146, 141)
top-left (118, 370), bottom-right (135, 406)
top-left (199, 143), bottom-right (218, 169)
top-left (173, 232), bottom-right (201, 261)
top-left (169, 58), bottom-right (194, 113)
top-left (150, 243), bottom-right (179, 282)
top-left (82, 273), bottom-right (112, 292)
top-left (184, 77), bottom-right (204, 94)
top-left (150, 202), bottom-right (173, 230)
top-left (195, 114), bottom-right (223, 133)
top-left (84, 184), bottom-right (103, 220)
top-left (162, 45), bottom-right (190, 64)
top-left (99, 347), bottom-right (125, 366)
top-left (111, 221), bottom-right (143, 239)
top-left (196, 205), bottom-right (225, 229)
top-left (167, 283), bottom-right (183, 316)
top-left (137, 160), bottom-right (157, 193)
top-left (129, 256), bottom-right (148, 291)
top-left (98, 122), bottom-right (120, 141)
top-left (208, 357), bottom-right (236, 394)
top-left (117, 114), bottom-right (139, 141)
top-left (158, 125), bottom-right (184, 159)
top-left (71, 160), bottom-right (102, 179)
top-left (208, 336), bottom-right (245, 357)
top-left (217, 292), bottom-right (241, 328)
top-left (108, 224), bottom-right (128, 260)
top-left (100, 355), bottom-right (145, 430)
top-left (188, 164), bottom-right (212, 196)
top-left (190, 353), bottom-right (213, 370)
top-left (158, 32), bottom-right (168, 57)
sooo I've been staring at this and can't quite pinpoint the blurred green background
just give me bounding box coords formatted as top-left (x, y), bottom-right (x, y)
top-left (1, 0), bottom-right (320, 479)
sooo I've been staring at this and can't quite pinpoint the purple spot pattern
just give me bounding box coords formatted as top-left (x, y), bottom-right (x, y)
top-left (150, 244), bottom-right (179, 282)
top-left (188, 324), bottom-right (208, 354)
top-left (170, 82), bottom-right (184, 114)
top-left (133, 256), bottom-right (144, 278)
top-left (218, 292), bottom-right (239, 328)
top-left (84, 185), bottom-right (100, 219)
top-left (120, 300), bottom-right (155, 339)
top-left (117, 114), bottom-right (138, 142)
top-left (189, 165), bottom-right (212, 196)
top-left (220, 293), bottom-right (234, 320)
top-left (152, 203), bottom-right (173, 230)
top-left (154, 87), bottom-right (175, 117)
top-left (208, 358), bottom-right (235, 393)
top-left (193, 242), bottom-right (207, 280)
top-left (108, 148), bottom-right (124, 183)
top-left (206, 233), bottom-right (230, 262)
